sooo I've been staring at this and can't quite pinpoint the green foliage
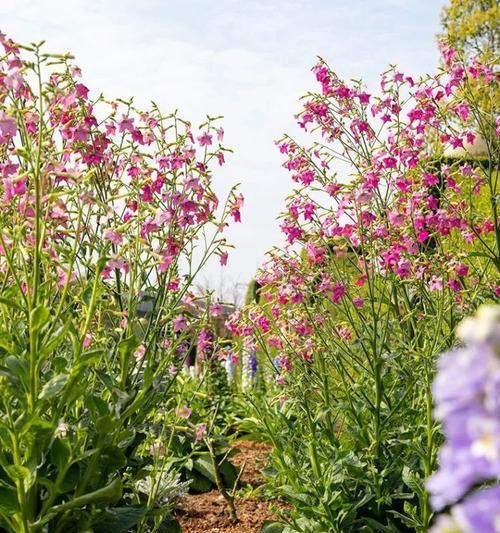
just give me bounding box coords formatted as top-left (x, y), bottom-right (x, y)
top-left (245, 278), bottom-right (262, 305)
top-left (439, 0), bottom-right (499, 56)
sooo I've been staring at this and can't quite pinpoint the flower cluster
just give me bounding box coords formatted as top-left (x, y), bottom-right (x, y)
top-left (0, 32), bottom-right (242, 531)
top-left (428, 305), bottom-right (500, 532)
top-left (232, 44), bottom-right (498, 379)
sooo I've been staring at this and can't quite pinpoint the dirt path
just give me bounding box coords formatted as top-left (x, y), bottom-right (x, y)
top-left (175, 440), bottom-right (282, 532)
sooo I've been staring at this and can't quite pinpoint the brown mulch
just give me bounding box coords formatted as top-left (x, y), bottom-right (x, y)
top-left (175, 440), bottom-right (285, 533)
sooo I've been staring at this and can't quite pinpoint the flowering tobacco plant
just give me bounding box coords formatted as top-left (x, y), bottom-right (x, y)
top-left (428, 305), bottom-right (500, 533)
top-left (0, 33), bottom-right (241, 532)
top-left (232, 44), bottom-right (498, 532)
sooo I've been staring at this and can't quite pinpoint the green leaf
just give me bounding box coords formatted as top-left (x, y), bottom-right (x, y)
top-left (4, 356), bottom-right (29, 386)
top-left (31, 478), bottom-right (122, 527)
top-left (0, 486), bottom-right (19, 515)
top-left (192, 453), bottom-right (216, 484)
top-left (95, 415), bottom-right (116, 435)
top-left (93, 506), bottom-right (148, 532)
top-left (39, 374), bottom-right (69, 400)
top-left (72, 349), bottom-right (105, 377)
top-left (260, 521), bottom-right (286, 533)
top-left (0, 296), bottom-right (23, 312)
top-left (160, 517), bottom-right (182, 533)
top-left (50, 438), bottom-right (72, 472)
top-left (30, 305), bottom-right (50, 334)
top-left (187, 470), bottom-right (212, 493)
top-left (96, 446), bottom-right (127, 477)
top-left (0, 332), bottom-right (15, 353)
top-left (5, 464), bottom-right (30, 483)
top-left (219, 459), bottom-right (238, 489)
top-left (118, 336), bottom-right (141, 361)
top-left (40, 321), bottom-right (71, 358)
top-left (401, 466), bottom-right (424, 497)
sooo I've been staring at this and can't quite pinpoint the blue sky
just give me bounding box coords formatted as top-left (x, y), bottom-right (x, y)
top-left (1, 0), bottom-right (444, 300)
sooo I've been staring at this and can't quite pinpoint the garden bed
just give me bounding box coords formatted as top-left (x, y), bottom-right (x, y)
top-left (175, 440), bottom-right (285, 532)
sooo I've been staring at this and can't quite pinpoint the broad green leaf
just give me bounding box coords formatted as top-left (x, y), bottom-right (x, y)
top-left (30, 305), bottom-right (50, 333)
top-left (192, 453), bottom-right (216, 484)
top-left (160, 517), bottom-right (182, 533)
top-left (219, 459), bottom-right (238, 489)
top-left (118, 335), bottom-right (141, 361)
top-left (260, 521), bottom-right (286, 533)
top-left (50, 438), bottom-right (72, 472)
top-left (0, 296), bottom-right (23, 312)
top-left (31, 478), bottom-right (122, 527)
top-left (93, 506), bottom-right (148, 532)
top-left (0, 486), bottom-right (19, 515)
top-left (5, 464), bottom-right (30, 483)
top-left (39, 374), bottom-right (69, 400)
top-left (40, 321), bottom-right (71, 358)
top-left (187, 470), bottom-right (212, 493)
top-left (0, 332), bottom-right (14, 353)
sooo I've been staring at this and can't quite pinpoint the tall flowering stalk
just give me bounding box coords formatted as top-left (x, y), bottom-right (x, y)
top-left (232, 44), bottom-right (498, 532)
top-left (428, 305), bottom-right (500, 533)
top-left (0, 33), bottom-right (241, 532)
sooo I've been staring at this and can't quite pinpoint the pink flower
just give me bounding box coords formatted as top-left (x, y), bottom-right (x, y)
top-left (417, 230), bottom-right (429, 243)
top-left (173, 315), bottom-right (188, 332)
top-left (0, 110), bottom-right (17, 141)
top-left (82, 333), bottom-right (92, 348)
top-left (216, 127), bottom-right (224, 142)
top-left (133, 345), bottom-right (146, 360)
top-left (209, 303), bottom-right (223, 317)
top-left (195, 423), bottom-right (207, 443)
top-left (4, 70), bottom-right (24, 91)
top-left (158, 254), bottom-right (174, 273)
top-left (306, 242), bottom-right (325, 265)
top-left (454, 262), bottom-right (469, 277)
top-left (197, 132), bottom-right (212, 146)
top-left (118, 115), bottom-right (134, 133)
top-left (429, 276), bottom-right (443, 291)
top-left (448, 278), bottom-right (461, 292)
top-left (104, 229), bottom-right (123, 246)
top-left (353, 297), bottom-right (365, 308)
top-left (357, 91), bottom-right (371, 104)
top-left (387, 210), bottom-right (405, 227)
top-left (455, 102), bottom-right (470, 122)
top-left (219, 251), bottom-right (228, 266)
top-left (331, 282), bottom-right (346, 304)
top-left (396, 259), bottom-right (411, 279)
top-left (176, 405), bottom-right (192, 419)
top-left (3, 176), bottom-right (26, 200)
top-left (149, 441), bottom-right (166, 457)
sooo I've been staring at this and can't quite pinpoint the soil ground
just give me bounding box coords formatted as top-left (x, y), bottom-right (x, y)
top-left (175, 440), bottom-right (284, 532)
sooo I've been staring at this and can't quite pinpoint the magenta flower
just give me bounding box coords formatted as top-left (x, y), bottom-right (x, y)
top-left (209, 303), bottom-right (223, 317)
top-left (195, 423), bottom-right (207, 443)
top-left (455, 102), bottom-right (470, 122)
top-left (104, 229), bottom-right (123, 246)
top-left (173, 315), bottom-right (188, 332)
top-left (83, 332), bottom-right (92, 348)
top-left (0, 110), bottom-right (17, 142)
top-left (118, 115), bottom-right (134, 133)
top-left (331, 282), bottom-right (346, 304)
top-left (197, 132), bottom-right (212, 147)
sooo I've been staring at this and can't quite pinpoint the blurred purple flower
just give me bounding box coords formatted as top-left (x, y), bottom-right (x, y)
top-left (430, 485), bottom-right (500, 533)
top-left (427, 305), bottom-right (500, 522)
